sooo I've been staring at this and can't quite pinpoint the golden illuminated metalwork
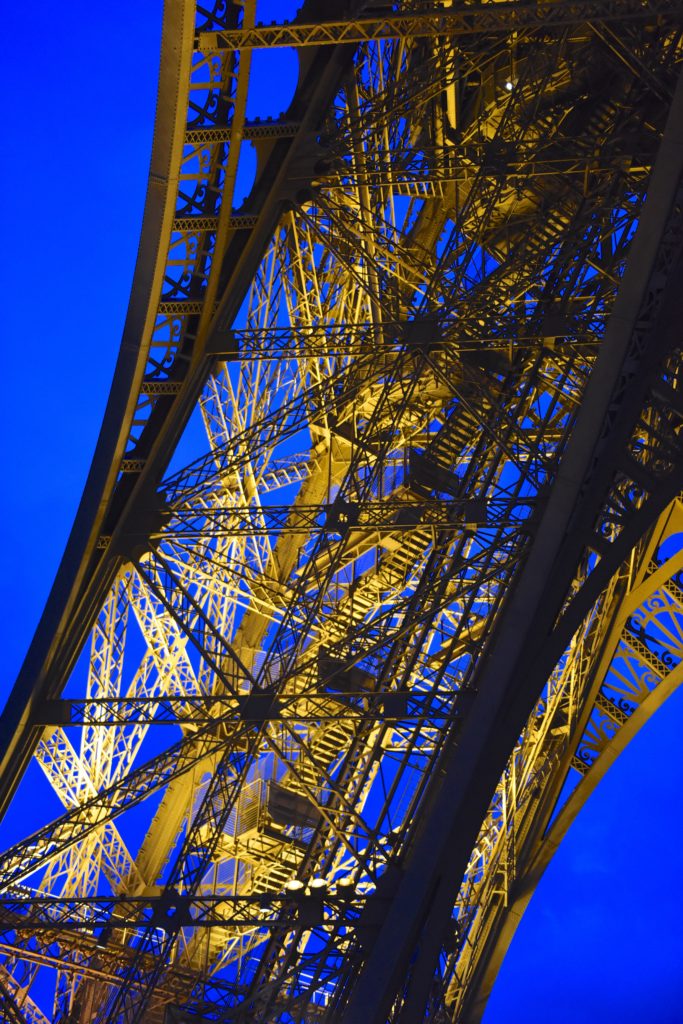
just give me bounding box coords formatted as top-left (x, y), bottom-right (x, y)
top-left (1, 2), bottom-right (683, 1021)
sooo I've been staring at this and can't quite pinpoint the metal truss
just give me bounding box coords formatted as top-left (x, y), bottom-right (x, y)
top-left (197, 2), bottom-right (683, 51)
top-left (447, 498), bottom-right (683, 1021)
top-left (1, 1), bottom-right (683, 1022)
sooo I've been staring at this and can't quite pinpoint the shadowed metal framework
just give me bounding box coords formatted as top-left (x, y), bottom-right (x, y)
top-left (2, 1), bottom-right (683, 1021)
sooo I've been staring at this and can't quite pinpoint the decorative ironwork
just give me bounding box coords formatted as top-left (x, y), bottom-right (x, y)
top-left (2, 2), bottom-right (683, 1022)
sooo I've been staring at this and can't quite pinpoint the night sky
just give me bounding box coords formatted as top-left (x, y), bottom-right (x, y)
top-left (1, 2), bottom-right (682, 1020)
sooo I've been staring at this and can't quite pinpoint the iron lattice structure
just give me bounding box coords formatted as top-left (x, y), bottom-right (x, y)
top-left (2, 1), bottom-right (683, 1021)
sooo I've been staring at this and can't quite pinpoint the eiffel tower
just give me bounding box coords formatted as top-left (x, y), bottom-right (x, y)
top-left (1, 2), bottom-right (683, 1021)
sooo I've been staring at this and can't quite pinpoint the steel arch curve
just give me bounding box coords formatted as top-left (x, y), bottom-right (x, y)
top-left (0, 0), bottom-right (197, 818)
top-left (0, 0), bottom-right (354, 818)
top-left (452, 498), bottom-right (683, 1021)
top-left (1, 3), bottom-right (683, 1023)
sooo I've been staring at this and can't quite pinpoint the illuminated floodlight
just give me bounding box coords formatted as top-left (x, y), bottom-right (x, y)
top-left (309, 877), bottom-right (328, 891)
top-left (337, 876), bottom-right (355, 890)
top-left (505, 80), bottom-right (514, 91)
top-left (285, 879), bottom-right (305, 892)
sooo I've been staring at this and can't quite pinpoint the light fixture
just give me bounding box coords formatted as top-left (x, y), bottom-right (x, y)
top-left (505, 80), bottom-right (514, 92)
top-left (337, 875), bottom-right (355, 890)
top-left (309, 877), bottom-right (328, 891)
top-left (285, 878), bottom-right (305, 892)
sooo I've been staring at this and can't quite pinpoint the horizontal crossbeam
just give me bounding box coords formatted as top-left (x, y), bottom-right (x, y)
top-left (34, 689), bottom-right (459, 727)
top-left (203, 323), bottom-right (594, 362)
top-left (197, 1), bottom-right (680, 51)
top-left (0, 892), bottom-right (368, 932)
top-left (158, 497), bottom-right (507, 539)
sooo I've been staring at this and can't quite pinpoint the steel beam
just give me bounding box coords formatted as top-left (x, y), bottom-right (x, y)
top-left (197, 1), bottom-right (683, 51)
top-left (340, 67), bottom-right (683, 1024)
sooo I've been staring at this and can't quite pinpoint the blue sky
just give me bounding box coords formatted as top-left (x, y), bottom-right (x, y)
top-left (0, 2), bottom-right (682, 1020)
